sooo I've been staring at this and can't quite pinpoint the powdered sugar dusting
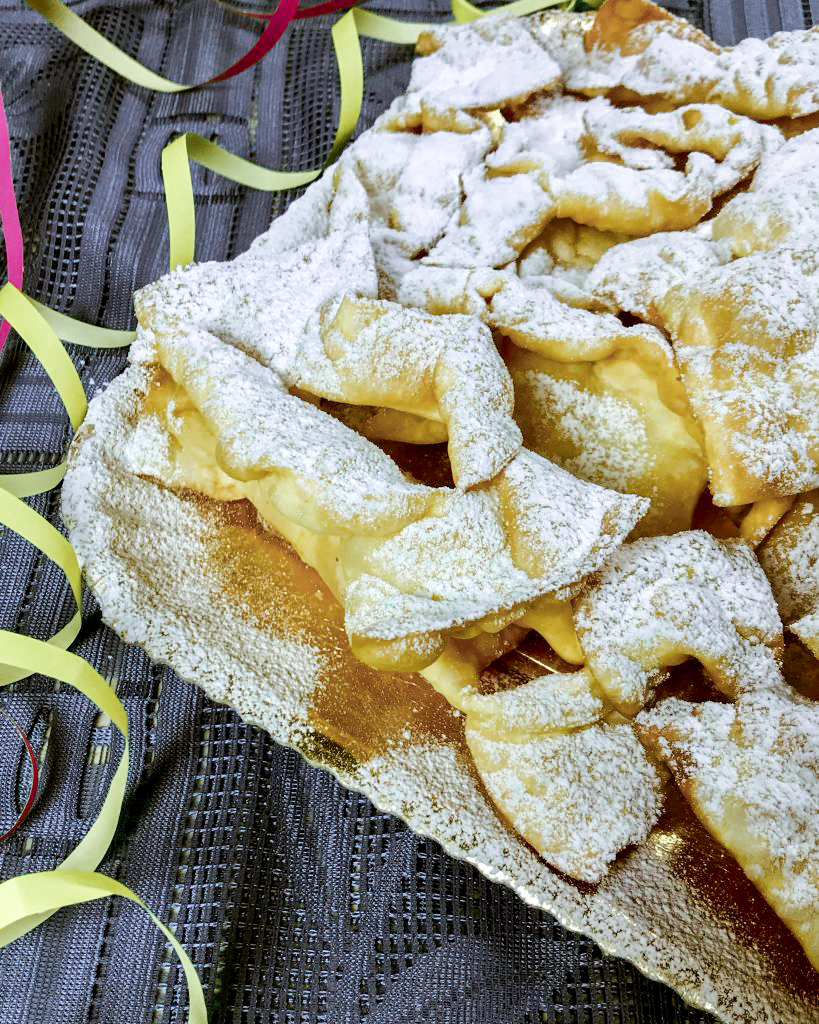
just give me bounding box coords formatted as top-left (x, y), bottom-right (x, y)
top-left (425, 167), bottom-right (555, 269)
top-left (412, 17), bottom-right (561, 113)
top-left (490, 94), bottom-right (778, 235)
top-left (464, 668), bottom-right (604, 732)
top-left (292, 296), bottom-right (521, 489)
top-left (712, 128), bottom-right (819, 257)
top-left (546, 6), bottom-right (819, 120)
top-left (586, 230), bottom-right (733, 323)
top-left (759, 493), bottom-right (819, 656)
top-left (511, 367), bottom-right (653, 492)
top-left (63, 364), bottom-right (326, 738)
top-left (466, 717), bottom-right (664, 882)
top-left (343, 449), bottom-right (645, 644)
top-left (488, 273), bottom-right (673, 364)
top-left (638, 685), bottom-right (819, 967)
top-left (151, 325), bottom-right (435, 536)
top-left (575, 532), bottom-right (783, 714)
top-left (661, 244), bottom-right (819, 505)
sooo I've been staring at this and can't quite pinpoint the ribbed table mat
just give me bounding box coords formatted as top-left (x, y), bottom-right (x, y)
top-left (0, 2), bottom-right (812, 1021)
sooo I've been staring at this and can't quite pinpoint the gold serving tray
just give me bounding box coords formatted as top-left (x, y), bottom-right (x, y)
top-left (63, 363), bottom-right (819, 1024)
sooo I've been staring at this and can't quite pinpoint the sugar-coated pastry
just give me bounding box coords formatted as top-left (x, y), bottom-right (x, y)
top-left (659, 244), bottom-right (819, 506)
top-left (552, 0), bottom-right (819, 120)
top-left (412, 17), bottom-right (562, 114)
top-left (75, 1), bottom-right (819, 937)
top-left (759, 491), bottom-right (819, 658)
top-left (638, 684), bottom-right (819, 970)
top-left (467, 698), bottom-right (665, 883)
top-left (489, 93), bottom-right (778, 235)
top-left (575, 532), bottom-right (783, 714)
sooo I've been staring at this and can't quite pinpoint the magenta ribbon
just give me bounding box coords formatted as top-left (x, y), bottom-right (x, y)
top-left (0, 85), bottom-right (24, 353)
top-left (239, 1), bottom-right (362, 22)
top-left (208, 0), bottom-right (303, 83)
top-left (203, 0), bottom-right (362, 85)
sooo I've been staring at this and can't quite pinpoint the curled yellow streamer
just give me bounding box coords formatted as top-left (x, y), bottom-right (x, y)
top-left (0, 637), bottom-right (129, 933)
top-left (0, 283), bottom-right (86, 497)
top-left (29, 298), bottom-right (135, 349)
top-left (0, 635), bottom-right (204, 1021)
top-left (0, 870), bottom-right (207, 1024)
top-left (0, 488), bottom-right (82, 684)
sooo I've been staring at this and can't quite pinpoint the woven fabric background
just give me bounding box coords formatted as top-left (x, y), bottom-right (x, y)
top-left (0, 2), bottom-right (816, 1022)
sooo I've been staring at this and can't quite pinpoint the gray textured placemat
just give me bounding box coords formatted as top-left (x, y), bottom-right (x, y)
top-left (0, 2), bottom-right (812, 1021)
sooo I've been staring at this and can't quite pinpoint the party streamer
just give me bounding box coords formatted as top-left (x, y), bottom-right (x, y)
top-left (0, 283), bottom-right (87, 497)
top-left (0, 487), bottom-right (83, 684)
top-left (0, 704), bottom-right (39, 843)
top-left (0, 869), bottom-right (207, 1024)
top-left (241, 1), bottom-right (364, 21)
top-left (24, 0), bottom-right (300, 92)
top-left (0, 634), bottom-right (130, 940)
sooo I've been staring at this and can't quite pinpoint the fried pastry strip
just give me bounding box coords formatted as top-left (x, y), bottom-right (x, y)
top-left (658, 244), bottom-right (819, 506)
top-left (424, 166), bottom-right (556, 269)
top-left (553, 0), bottom-right (819, 121)
top-left (483, 276), bottom-right (706, 535)
top-left (758, 491), bottom-right (819, 658)
top-left (136, 330), bottom-right (645, 671)
top-left (637, 685), bottom-right (819, 970)
top-left (132, 346), bottom-right (665, 881)
top-left (466, 678), bottom-right (665, 883)
top-left (411, 17), bottom-right (562, 115)
top-left (574, 532), bottom-right (783, 714)
top-left (711, 127), bottom-right (819, 258)
top-left (585, 228), bottom-right (819, 507)
top-left (138, 162), bottom-right (521, 492)
top-left (487, 94), bottom-right (777, 236)
top-left (585, 231), bottom-right (733, 327)
top-left (293, 296), bottom-right (521, 489)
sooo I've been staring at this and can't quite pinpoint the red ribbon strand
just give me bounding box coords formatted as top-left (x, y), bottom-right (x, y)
top-left (0, 705), bottom-right (40, 842)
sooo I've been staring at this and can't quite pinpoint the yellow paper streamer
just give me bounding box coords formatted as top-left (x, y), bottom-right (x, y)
top-left (24, 0), bottom-right (208, 93)
top-left (0, 462), bottom-right (67, 500)
top-left (163, 7), bottom-right (366, 268)
top-left (161, 134), bottom-right (320, 271)
top-left (29, 298), bottom-right (135, 349)
top-left (0, 283), bottom-right (86, 429)
top-left (0, 637), bottom-right (205, 1019)
top-left (452, 0), bottom-right (582, 20)
top-left (0, 283), bottom-right (88, 497)
top-left (0, 488), bottom-right (82, 685)
top-left (0, 635), bottom-right (129, 937)
top-left (0, 870), bottom-right (207, 1024)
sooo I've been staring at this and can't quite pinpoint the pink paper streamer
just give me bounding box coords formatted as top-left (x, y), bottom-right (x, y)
top-left (208, 0), bottom-right (302, 82)
top-left (239, 1), bottom-right (362, 22)
top-left (294, 0), bottom-right (361, 19)
top-left (0, 85), bottom-right (24, 352)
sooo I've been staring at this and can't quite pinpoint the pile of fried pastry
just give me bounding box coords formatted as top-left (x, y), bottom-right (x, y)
top-left (127, 0), bottom-right (819, 970)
